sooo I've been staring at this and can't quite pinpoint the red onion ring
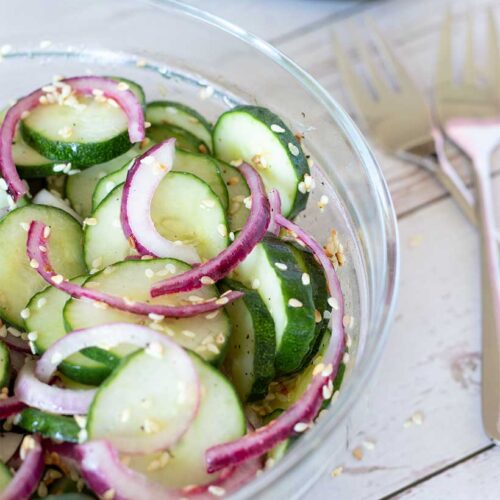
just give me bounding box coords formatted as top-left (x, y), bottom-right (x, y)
top-left (73, 440), bottom-right (260, 500)
top-left (0, 76), bottom-right (145, 201)
top-left (121, 139), bottom-right (200, 264)
top-left (151, 163), bottom-right (270, 297)
top-left (0, 396), bottom-right (26, 419)
top-left (1, 434), bottom-right (44, 500)
top-left (205, 214), bottom-right (346, 473)
top-left (267, 188), bottom-right (281, 236)
top-left (15, 360), bottom-right (96, 415)
top-left (26, 221), bottom-right (243, 318)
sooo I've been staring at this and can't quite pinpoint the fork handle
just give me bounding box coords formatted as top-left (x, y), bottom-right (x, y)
top-left (431, 128), bottom-right (500, 247)
top-left (474, 157), bottom-right (500, 442)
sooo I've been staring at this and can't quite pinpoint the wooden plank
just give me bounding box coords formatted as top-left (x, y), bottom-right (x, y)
top-left (304, 174), bottom-right (500, 499)
top-left (276, 0), bottom-right (500, 217)
top-left (395, 447), bottom-right (500, 500)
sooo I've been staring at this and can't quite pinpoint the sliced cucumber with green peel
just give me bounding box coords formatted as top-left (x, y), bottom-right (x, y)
top-left (87, 348), bottom-right (199, 454)
top-left (25, 277), bottom-right (111, 386)
top-left (128, 353), bottom-right (245, 488)
top-left (232, 235), bottom-right (316, 375)
top-left (216, 160), bottom-right (250, 231)
top-left (64, 259), bottom-right (231, 365)
top-left (0, 342), bottom-right (10, 389)
top-left (65, 143), bottom-right (147, 217)
top-left (146, 101), bottom-right (212, 150)
top-left (84, 172), bottom-right (229, 271)
top-left (147, 124), bottom-right (208, 154)
top-left (213, 105), bottom-right (310, 218)
top-left (0, 205), bottom-right (86, 327)
top-left (222, 279), bottom-right (275, 402)
top-left (92, 148), bottom-right (227, 211)
top-left (15, 408), bottom-right (80, 443)
top-left (0, 461), bottom-right (11, 492)
top-left (21, 95), bottom-right (133, 166)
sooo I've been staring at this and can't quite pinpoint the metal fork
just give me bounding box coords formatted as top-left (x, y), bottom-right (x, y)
top-left (434, 10), bottom-right (500, 442)
top-left (332, 17), bottom-right (495, 240)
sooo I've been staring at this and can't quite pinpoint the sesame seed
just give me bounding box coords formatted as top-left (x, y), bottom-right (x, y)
top-left (314, 309), bottom-right (322, 323)
top-left (317, 195), bottom-right (329, 211)
top-left (216, 297), bottom-right (229, 306)
top-left (301, 273), bottom-right (310, 285)
top-left (243, 196), bottom-right (252, 209)
top-left (251, 278), bottom-right (260, 290)
top-left (322, 363), bottom-right (333, 377)
top-left (146, 342), bottom-right (164, 359)
top-left (343, 352), bottom-right (350, 365)
top-left (352, 447), bottom-right (364, 461)
top-left (83, 217), bottom-right (97, 227)
top-left (215, 333), bottom-right (225, 344)
top-left (217, 224), bottom-right (227, 238)
top-left (411, 411), bottom-right (424, 425)
top-left (205, 310), bottom-right (220, 320)
top-left (165, 263), bottom-right (176, 274)
top-left (142, 418), bottom-right (160, 434)
top-left (92, 301), bottom-right (108, 310)
top-left (148, 313), bottom-right (165, 322)
top-left (343, 315), bottom-right (354, 329)
top-left (102, 489), bottom-right (116, 500)
top-left (58, 126), bottom-right (73, 139)
top-left (362, 439), bottom-right (376, 451)
top-left (229, 231), bottom-right (235, 241)
top-left (288, 298), bottom-right (303, 308)
top-left (20, 110), bottom-right (30, 119)
top-left (117, 81), bottom-right (130, 91)
top-left (275, 262), bottom-right (287, 271)
top-left (181, 330), bottom-right (196, 338)
top-left (322, 383), bottom-right (333, 400)
top-left (331, 466), bottom-right (343, 478)
top-left (51, 274), bottom-right (64, 285)
top-left (346, 334), bottom-right (352, 348)
top-left (207, 344), bottom-right (220, 354)
top-left (208, 485), bottom-right (225, 497)
top-left (20, 435), bottom-right (36, 460)
top-left (145, 268), bottom-right (155, 279)
top-left (199, 85), bottom-right (214, 100)
top-left (74, 415), bottom-right (87, 428)
top-left (136, 58), bottom-right (147, 67)
top-left (188, 295), bottom-right (204, 303)
top-left (20, 308), bottom-right (30, 320)
top-left (19, 222), bottom-right (30, 231)
top-left (39, 40), bottom-right (52, 49)
top-left (144, 120), bottom-right (151, 128)
top-left (200, 276), bottom-right (215, 285)
top-left (288, 143), bottom-right (300, 156)
top-left (230, 159), bottom-right (243, 167)
top-left (53, 163), bottom-right (68, 173)
top-left (271, 124), bottom-right (286, 133)
top-left (293, 422), bottom-right (309, 433)
top-left (327, 297), bottom-right (339, 310)
top-left (27, 331), bottom-right (38, 342)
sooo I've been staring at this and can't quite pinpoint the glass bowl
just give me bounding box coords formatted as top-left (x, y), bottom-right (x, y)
top-left (0, 1), bottom-right (399, 497)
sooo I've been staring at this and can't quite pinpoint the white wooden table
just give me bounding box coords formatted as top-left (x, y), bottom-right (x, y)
top-left (188, 1), bottom-right (500, 498)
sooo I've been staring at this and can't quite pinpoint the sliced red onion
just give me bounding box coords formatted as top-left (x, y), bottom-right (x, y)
top-left (1, 434), bottom-right (44, 500)
top-left (76, 440), bottom-right (260, 500)
top-left (267, 188), bottom-right (282, 236)
top-left (121, 140), bottom-right (200, 264)
top-left (3, 334), bottom-right (31, 354)
top-left (151, 163), bottom-right (270, 297)
top-left (0, 76), bottom-right (145, 201)
top-left (36, 323), bottom-right (198, 384)
top-left (33, 189), bottom-right (83, 223)
top-left (15, 360), bottom-right (96, 415)
top-left (0, 396), bottom-right (26, 419)
top-left (27, 221), bottom-right (243, 318)
top-left (205, 214), bottom-right (346, 473)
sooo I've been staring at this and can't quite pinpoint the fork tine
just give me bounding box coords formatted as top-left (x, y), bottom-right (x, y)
top-left (436, 10), bottom-right (454, 89)
top-left (350, 23), bottom-right (389, 99)
top-left (364, 15), bottom-right (414, 91)
top-left (463, 13), bottom-right (476, 85)
top-left (332, 32), bottom-right (374, 112)
top-left (486, 6), bottom-right (500, 89)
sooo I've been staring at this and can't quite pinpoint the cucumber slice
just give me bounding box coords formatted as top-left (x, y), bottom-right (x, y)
top-left (216, 160), bottom-right (250, 231)
top-left (222, 279), bottom-right (275, 402)
top-left (0, 342), bottom-right (10, 389)
top-left (92, 148), bottom-right (228, 211)
top-left (87, 348), bottom-right (199, 454)
top-left (147, 124), bottom-right (208, 154)
top-left (232, 235), bottom-right (316, 375)
top-left (288, 242), bottom-right (331, 367)
top-left (15, 408), bottom-right (80, 443)
top-left (65, 143), bottom-right (146, 217)
top-left (0, 205), bottom-right (86, 327)
top-left (128, 353), bottom-right (245, 488)
top-left (25, 278), bottom-right (111, 386)
top-left (63, 259), bottom-right (231, 365)
top-left (21, 95), bottom-right (133, 167)
top-left (0, 461), bottom-right (12, 492)
top-left (84, 172), bottom-right (229, 271)
top-left (213, 105), bottom-right (310, 218)
top-left (146, 101), bottom-right (212, 150)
